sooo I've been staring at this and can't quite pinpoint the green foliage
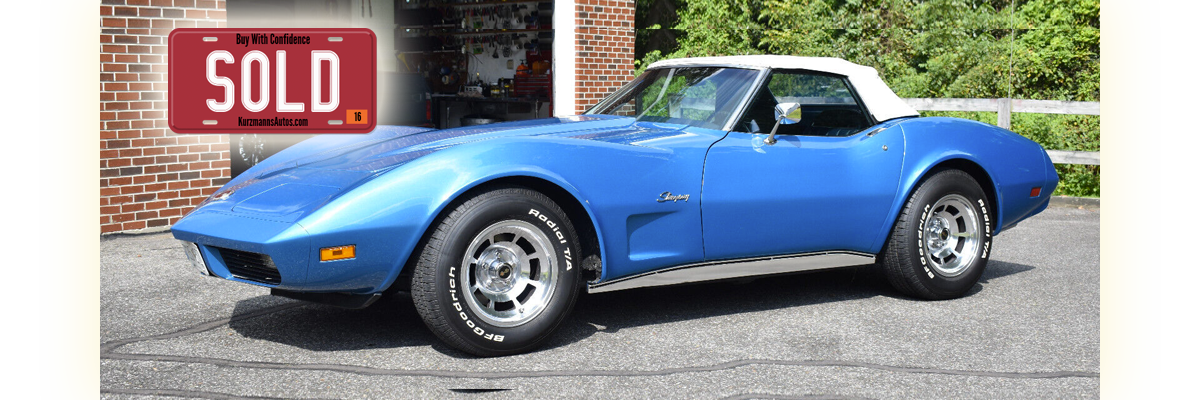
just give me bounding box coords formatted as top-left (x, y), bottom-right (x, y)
top-left (634, 0), bottom-right (1101, 197)
top-left (672, 0), bottom-right (765, 57)
top-left (634, 49), bottom-right (667, 75)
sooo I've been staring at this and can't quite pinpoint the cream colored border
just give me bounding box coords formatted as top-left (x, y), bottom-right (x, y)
top-left (1104, 0), bottom-right (1161, 396)
top-left (37, 1), bottom-right (96, 396)
top-left (42, 0), bottom-right (1156, 396)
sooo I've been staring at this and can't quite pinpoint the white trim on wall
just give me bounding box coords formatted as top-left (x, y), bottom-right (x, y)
top-left (552, 0), bottom-right (576, 117)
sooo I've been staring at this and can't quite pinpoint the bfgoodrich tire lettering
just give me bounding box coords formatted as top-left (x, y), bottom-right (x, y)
top-left (411, 187), bottom-right (581, 356)
top-left (881, 169), bottom-right (993, 300)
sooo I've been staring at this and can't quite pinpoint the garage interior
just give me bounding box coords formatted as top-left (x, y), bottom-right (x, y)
top-left (395, 1), bottom-right (556, 128)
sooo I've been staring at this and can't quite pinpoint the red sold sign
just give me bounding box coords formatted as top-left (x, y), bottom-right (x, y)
top-left (168, 28), bottom-right (376, 134)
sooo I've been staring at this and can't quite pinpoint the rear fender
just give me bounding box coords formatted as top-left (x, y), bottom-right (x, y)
top-left (870, 118), bottom-right (1051, 253)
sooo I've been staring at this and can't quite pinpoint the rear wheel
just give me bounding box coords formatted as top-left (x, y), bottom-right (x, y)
top-left (881, 170), bottom-right (993, 300)
top-left (411, 187), bottom-right (581, 356)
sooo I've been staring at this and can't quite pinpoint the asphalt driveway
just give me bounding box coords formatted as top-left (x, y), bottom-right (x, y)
top-left (100, 205), bottom-right (1099, 399)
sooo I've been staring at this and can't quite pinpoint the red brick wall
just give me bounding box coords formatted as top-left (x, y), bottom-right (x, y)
top-left (574, 0), bottom-right (635, 114)
top-left (100, 0), bottom-right (229, 234)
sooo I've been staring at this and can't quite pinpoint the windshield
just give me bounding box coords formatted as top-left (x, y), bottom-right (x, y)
top-left (586, 67), bottom-right (759, 130)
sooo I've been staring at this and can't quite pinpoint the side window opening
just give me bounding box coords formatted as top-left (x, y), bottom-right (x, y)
top-left (737, 70), bottom-right (872, 137)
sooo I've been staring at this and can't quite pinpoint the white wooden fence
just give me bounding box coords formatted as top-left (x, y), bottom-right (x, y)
top-left (902, 98), bottom-right (1100, 166)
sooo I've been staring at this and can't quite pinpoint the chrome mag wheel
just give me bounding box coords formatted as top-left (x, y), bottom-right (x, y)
top-left (412, 186), bottom-right (583, 356)
top-left (460, 220), bottom-right (557, 327)
top-left (921, 194), bottom-right (981, 277)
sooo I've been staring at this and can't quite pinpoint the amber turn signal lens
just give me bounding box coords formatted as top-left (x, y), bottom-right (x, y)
top-left (320, 245), bottom-right (356, 261)
top-left (1030, 187), bottom-right (1042, 197)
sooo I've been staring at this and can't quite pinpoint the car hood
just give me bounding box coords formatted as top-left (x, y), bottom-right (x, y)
top-left (250, 114), bottom-right (680, 175)
top-left (200, 115), bottom-right (691, 222)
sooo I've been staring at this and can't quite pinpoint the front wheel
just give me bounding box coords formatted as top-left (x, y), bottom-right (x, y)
top-left (881, 170), bottom-right (993, 300)
top-left (411, 187), bottom-right (581, 356)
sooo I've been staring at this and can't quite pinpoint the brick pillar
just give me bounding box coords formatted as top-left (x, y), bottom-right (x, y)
top-left (100, 0), bottom-right (229, 234)
top-left (574, 0), bottom-right (635, 114)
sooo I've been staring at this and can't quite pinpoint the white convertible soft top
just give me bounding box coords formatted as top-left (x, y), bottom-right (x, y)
top-left (648, 55), bottom-right (919, 122)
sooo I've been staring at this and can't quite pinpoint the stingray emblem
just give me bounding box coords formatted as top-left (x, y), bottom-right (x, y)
top-left (656, 192), bottom-right (690, 203)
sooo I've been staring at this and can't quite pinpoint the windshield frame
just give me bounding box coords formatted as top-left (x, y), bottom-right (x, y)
top-left (586, 65), bottom-right (769, 132)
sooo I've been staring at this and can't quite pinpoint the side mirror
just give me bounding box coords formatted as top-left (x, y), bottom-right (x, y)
top-left (766, 102), bottom-right (801, 145)
top-left (775, 102), bottom-right (803, 124)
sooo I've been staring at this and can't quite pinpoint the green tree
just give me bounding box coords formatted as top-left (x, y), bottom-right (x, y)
top-left (635, 0), bottom-right (766, 73)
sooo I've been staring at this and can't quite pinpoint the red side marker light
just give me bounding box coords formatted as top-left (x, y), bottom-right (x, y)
top-left (1030, 187), bottom-right (1042, 197)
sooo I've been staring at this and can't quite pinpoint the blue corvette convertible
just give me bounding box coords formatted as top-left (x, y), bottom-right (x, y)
top-left (173, 55), bottom-right (1057, 356)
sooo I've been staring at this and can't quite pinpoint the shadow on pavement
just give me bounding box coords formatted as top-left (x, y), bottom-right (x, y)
top-left (227, 261), bottom-right (1035, 356)
top-left (228, 293), bottom-right (443, 352)
top-left (545, 260), bottom-right (1035, 352)
top-left (978, 260), bottom-right (1035, 283)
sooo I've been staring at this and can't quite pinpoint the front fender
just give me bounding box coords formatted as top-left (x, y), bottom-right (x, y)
top-left (298, 128), bottom-right (717, 292)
